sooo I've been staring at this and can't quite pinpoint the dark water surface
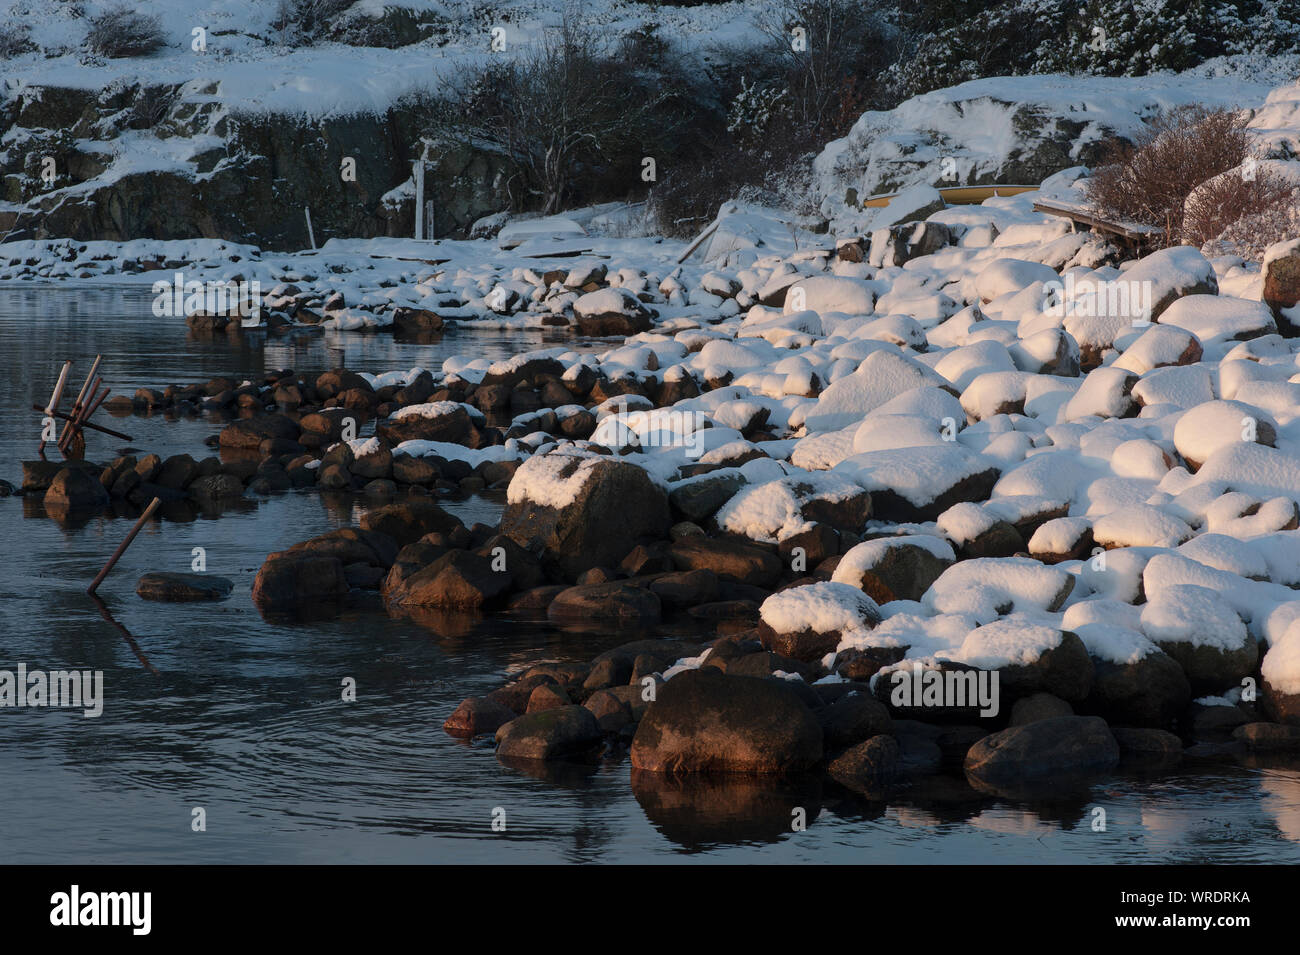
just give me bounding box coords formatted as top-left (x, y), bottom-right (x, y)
top-left (2, 285), bottom-right (1300, 864)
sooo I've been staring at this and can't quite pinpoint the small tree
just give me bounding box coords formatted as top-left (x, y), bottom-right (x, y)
top-left (430, 9), bottom-right (677, 216)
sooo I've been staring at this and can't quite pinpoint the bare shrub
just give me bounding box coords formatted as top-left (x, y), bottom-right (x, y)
top-left (85, 6), bottom-right (166, 58)
top-left (128, 85), bottom-right (180, 129)
top-left (428, 8), bottom-right (681, 216)
top-left (272, 0), bottom-right (354, 47)
top-left (1085, 106), bottom-right (1252, 244)
top-left (1202, 196), bottom-right (1300, 262)
top-left (0, 22), bottom-right (33, 58)
top-left (1184, 165), bottom-right (1299, 249)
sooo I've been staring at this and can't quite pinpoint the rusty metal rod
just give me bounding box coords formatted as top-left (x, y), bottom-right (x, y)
top-left (59, 379), bottom-right (103, 453)
top-left (30, 405), bottom-right (133, 442)
top-left (87, 496), bottom-right (161, 596)
top-left (59, 355), bottom-right (101, 446)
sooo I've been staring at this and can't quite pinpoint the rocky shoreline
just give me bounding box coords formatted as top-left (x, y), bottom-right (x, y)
top-left (11, 190), bottom-right (1300, 803)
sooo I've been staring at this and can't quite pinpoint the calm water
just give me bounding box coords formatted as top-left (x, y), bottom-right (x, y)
top-left (2, 285), bottom-right (1300, 864)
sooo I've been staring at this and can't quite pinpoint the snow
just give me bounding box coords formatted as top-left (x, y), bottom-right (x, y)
top-left (949, 617), bottom-right (1062, 669)
top-left (1140, 584), bottom-right (1248, 650)
top-left (1262, 626), bottom-right (1300, 696)
top-left (835, 444), bottom-right (996, 510)
top-left (1071, 623), bottom-right (1160, 665)
top-left (759, 582), bottom-right (881, 637)
top-left (714, 472), bottom-right (864, 543)
top-left (504, 450), bottom-right (605, 508)
top-left (922, 557), bottom-right (1073, 623)
top-left (800, 350), bottom-right (947, 433)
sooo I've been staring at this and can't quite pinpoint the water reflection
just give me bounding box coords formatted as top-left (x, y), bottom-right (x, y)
top-left (4, 287), bottom-right (1300, 862)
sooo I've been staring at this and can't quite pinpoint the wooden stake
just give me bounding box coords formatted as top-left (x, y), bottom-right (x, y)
top-left (38, 360), bottom-right (73, 459)
top-left (87, 496), bottom-right (161, 596)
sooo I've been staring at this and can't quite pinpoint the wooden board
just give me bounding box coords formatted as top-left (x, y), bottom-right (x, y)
top-left (861, 184), bottom-right (1040, 208)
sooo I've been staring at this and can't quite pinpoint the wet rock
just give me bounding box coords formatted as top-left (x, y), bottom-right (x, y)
top-left (1010, 692), bottom-right (1073, 726)
top-left (280, 527), bottom-right (397, 568)
top-left (964, 715), bottom-right (1120, 783)
top-left (1086, 651), bottom-right (1190, 727)
top-left (501, 456), bottom-right (671, 578)
top-left (548, 582), bottom-right (662, 626)
top-left (251, 554), bottom-right (349, 609)
top-left (22, 460), bottom-right (67, 492)
top-left (1111, 726), bottom-right (1184, 760)
top-left (827, 735), bottom-right (900, 791)
top-left (136, 572), bottom-right (233, 601)
top-left (359, 499), bottom-right (463, 548)
top-left (669, 536), bottom-right (782, 588)
top-left (155, 453), bottom-right (200, 490)
top-left (385, 550), bottom-right (511, 610)
top-left (818, 692), bottom-right (893, 749)
top-left (43, 467), bottom-right (110, 513)
top-left (218, 414), bottom-right (299, 449)
top-left (447, 696), bottom-right (517, 738)
top-left (188, 473), bottom-right (245, 503)
top-left (1233, 721), bottom-right (1300, 752)
top-left (630, 668), bottom-right (823, 774)
top-left (526, 683), bottom-right (570, 713)
top-left (647, 569), bottom-right (719, 609)
top-left (495, 705), bottom-right (603, 760)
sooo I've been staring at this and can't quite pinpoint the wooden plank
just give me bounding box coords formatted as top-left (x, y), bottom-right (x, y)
top-left (1031, 201), bottom-right (1163, 242)
top-left (862, 184), bottom-right (1041, 208)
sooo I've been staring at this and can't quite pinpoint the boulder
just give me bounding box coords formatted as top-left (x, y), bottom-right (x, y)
top-left (384, 550), bottom-right (511, 609)
top-left (136, 572), bottom-right (233, 602)
top-left (630, 668), bottom-right (822, 774)
top-left (43, 467), bottom-right (110, 514)
top-left (547, 582), bottom-right (662, 626)
top-left (501, 454), bottom-right (671, 578)
top-left (495, 706), bottom-right (603, 760)
top-left (444, 696), bottom-right (518, 738)
top-left (251, 555), bottom-right (349, 609)
top-left (964, 715), bottom-right (1120, 783)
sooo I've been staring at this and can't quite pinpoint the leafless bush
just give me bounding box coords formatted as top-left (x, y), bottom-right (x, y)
top-left (85, 6), bottom-right (166, 58)
top-left (128, 85), bottom-right (180, 129)
top-left (272, 0), bottom-right (354, 46)
top-left (1184, 165), bottom-right (1299, 249)
top-left (0, 22), bottom-right (33, 58)
top-left (429, 9), bottom-right (680, 216)
top-left (1202, 194), bottom-right (1300, 262)
top-left (1086, 106), bottom-right (1252, 245)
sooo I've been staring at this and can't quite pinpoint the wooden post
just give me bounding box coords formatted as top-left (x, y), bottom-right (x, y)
top-left (38, 360), bottom-right (73, 459)
top-left (87, 497), bottom-right (161, 596)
